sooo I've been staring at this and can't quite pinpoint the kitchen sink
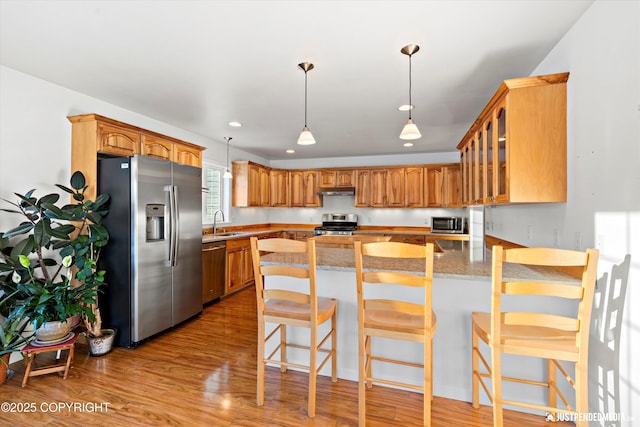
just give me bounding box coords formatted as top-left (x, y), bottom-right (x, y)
top-left (214, 231), bottom-right (247, 237)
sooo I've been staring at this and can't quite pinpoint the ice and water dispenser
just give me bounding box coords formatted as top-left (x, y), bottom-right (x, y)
top-left (146, 204), bottom-right (165, 241)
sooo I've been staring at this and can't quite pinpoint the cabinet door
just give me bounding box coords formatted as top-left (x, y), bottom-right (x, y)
top-left (385, 168), bottom-right (405, 207)
top-left (319, 170), bottom-right (336, 187)
top-left (460, 150), bottom-right (468, 205)
top-left (97, 122), bottom-right (141, 156)
top-left (289, 170), bottom-right (304, 207)
top-left (243, 246), bottom-right (254, 285)
top-left (426, 167), bottom-right (443, 207)
top-left (247, 165), bottom-right (261, 206)
top-left (443, 165), bottom-right (462, 207)
top-left (302, 171), bottom-right (321, 207)
top-left (175, 144), bottom-right (202, 167)
top-left (142, 135), bottom-right (173, 161)
top-left (269, 170), bottom-right (288, 207)
top-left (405, 167), bottom-right (424, 207)
top-left (295, 231), bottom-right (315, 240)
top-left (355, 170), bottom-right (371, 207)
top-left (259, 168), bottom-right (270, 206)
top-left (485, 117), bottom-right (496, 202)
top-left (370, 169), bottom-right (386, 207)
top-left (495, 102), bottom-right (508, 202)
top-left (336, 170), bottom-right (355, 187)
top-left (226, 249), bottom-right (244, 293)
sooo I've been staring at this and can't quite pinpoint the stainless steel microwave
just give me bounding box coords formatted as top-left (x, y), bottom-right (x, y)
top-left (431, 217), bottom-right (464, 234)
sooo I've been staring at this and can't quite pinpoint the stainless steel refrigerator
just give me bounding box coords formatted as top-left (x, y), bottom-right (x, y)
top-left (98, 155), bottom-right (202, 347)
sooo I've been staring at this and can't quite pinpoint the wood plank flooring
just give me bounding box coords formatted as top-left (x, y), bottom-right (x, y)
top-left (1, 286), bottom-right (572, 426)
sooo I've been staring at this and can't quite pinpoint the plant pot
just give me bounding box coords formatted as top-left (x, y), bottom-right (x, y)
top-left (1, 354), bottom-right (12, 384)
top-left (86, 329), bottom-right (116, 356)
top-left (35, 319), bottom-right (71, 342)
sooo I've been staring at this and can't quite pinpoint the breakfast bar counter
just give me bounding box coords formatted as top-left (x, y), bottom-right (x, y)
top-left (260, 239), bottom-right (580, 411)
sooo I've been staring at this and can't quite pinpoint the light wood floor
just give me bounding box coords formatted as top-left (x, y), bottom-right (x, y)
top-left (1, 286), bottom-right (573, 426)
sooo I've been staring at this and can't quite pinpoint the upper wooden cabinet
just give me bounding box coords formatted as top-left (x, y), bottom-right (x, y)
top-left (68, 114), bottom-right (205, 200)
top-left (355, 170), bottom-right (371, 207)
top-left (302, 170), bottom-right (322, 207)
top-left (269, 170), bottom-right (289, 207)
top-left (97, 122), bottom-right (141, 157)
top-left (232, 162), bottom-right (460, 208)
top-left (368, 168), bottom-right (405, 207)
top-left (174, 144), bottom-right (202, 167)
top-left (233, 161), bottom-right (264, 207)
top-left (289, 170), bottom-right (322, 207)
top-left (320, 169), bottom-right (355, 188)
top-left (442, 164), bottom-right (463, 208)
top-left (405, 167), bottom-right (425, 207)
top-left (289, 170), bottom-right (304, 207)
top-left (142, 135), bottom-right (172, 161)
top-left (457, 72), bottom-right (568, 205)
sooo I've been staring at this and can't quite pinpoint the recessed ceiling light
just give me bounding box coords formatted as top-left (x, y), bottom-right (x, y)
top-left (286, 149), bottom-right (295, 154)
top-left (228, 121), bottom-right (242, 127)
top-left (398, 104), bottom-right (414, 112)
top-left (403, 142), bottom-right (414, 147)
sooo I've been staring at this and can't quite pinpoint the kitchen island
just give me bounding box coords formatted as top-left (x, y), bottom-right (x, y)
top-left (259, 239), bottom-right (580, 412)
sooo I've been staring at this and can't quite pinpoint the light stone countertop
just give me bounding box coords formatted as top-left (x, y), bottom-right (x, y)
top-left (261, 241), bottom-right (580, 284)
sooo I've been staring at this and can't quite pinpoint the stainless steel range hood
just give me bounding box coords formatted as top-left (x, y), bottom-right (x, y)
top-left (316, 187), bottom-right (356, 196)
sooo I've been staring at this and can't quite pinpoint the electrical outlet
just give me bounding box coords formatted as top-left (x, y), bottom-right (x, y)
top-left (526, 225), bottom-right (533, 241)
top-left (574, 232), bottom-right (582, 250)
top-left (554, 228), bottom-right (560, 247)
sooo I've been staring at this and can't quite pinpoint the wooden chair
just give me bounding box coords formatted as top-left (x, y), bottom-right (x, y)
top-left (471, 246), bottom-right (599, 426)
top-left (250, 237), bottom-right (337, 418)
top-left (354, 241), bottom-right (436, 427)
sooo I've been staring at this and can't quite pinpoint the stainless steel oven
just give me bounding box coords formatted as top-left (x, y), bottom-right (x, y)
top-left (314, 213), bottom-right (358, 235)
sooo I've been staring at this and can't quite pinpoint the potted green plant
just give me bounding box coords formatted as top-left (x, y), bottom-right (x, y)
top-left (0, 287), bottom-right (34, 383)
top-left (0, 171), bottom-right (111, 350)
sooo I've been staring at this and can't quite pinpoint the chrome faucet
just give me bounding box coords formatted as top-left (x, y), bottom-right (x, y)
top-left (213, 210), bottom-right (225, 235)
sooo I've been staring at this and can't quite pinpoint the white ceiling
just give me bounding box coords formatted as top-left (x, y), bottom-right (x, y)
top-left (0, 0), bottom-right (593, 160)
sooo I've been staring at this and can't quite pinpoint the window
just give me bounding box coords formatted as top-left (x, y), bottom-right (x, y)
top-left (202, 162), bottom-right (230, 224)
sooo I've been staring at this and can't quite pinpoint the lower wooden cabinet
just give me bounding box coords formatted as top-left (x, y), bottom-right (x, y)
top-left (226, 238), bottom-right (254, 294)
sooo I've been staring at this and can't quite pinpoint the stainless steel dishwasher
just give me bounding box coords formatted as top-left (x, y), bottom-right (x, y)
top-left (202, 240), bottom-right (226, 303)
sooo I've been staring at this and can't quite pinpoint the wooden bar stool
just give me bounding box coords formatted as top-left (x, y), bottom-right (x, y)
top-left (354, 241), bottom-right (436, 427)
top-left (471, 246), bottom-right (599, 426)
top-left (250, 237), bottom-right (338, 418)
top-left (21, 332), bottom-right (79, 387)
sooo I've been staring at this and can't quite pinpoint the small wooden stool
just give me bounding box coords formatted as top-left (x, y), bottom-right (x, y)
top-left (21, 332), bottom-right (79, 387)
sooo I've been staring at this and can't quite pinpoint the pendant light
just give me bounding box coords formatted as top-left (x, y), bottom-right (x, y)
top-left (297, 62), bottom-right (316, 145)
top-left (223, 137), bottom-right (233, 179)
top-left (400, 44), bottom-right (422, 140)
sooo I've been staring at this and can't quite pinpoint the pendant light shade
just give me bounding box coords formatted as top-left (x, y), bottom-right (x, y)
top-left (400, 118), bottom-right (421, 140)
top-left (223, 137), bottom-right (232, 179)
top-left (297, 126), bottom-right (316, 145)
top-left (297, 62), bottom-right (316, 145)
top-left (400, 44), bottom-right (422, 140)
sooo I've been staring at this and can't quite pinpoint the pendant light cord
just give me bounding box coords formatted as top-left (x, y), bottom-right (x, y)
top-left (408, 54), bottom-right (412, 120)
top-left (304, 70), bottom-right (308, 127)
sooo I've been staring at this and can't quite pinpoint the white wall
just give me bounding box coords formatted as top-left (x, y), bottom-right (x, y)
top-left (486, 1), bottom-right (639, 424)
top-left (0, 65), bottom-right (268, 230)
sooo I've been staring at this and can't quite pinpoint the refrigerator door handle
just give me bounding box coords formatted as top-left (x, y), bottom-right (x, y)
top-left (172, 185), bottom-right (180, 266)
top-left (167, 184), bottom-right (177, 267)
